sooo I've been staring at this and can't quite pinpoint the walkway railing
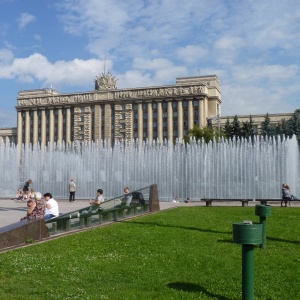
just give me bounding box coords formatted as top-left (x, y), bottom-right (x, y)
top-left (45, 184), bottom-right (159, 235)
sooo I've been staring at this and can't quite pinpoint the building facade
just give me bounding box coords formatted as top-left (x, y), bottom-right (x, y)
top-left (218, 112), bottom-right (295, 134)
top-left (0, 127), bottom-right (17, 145)
top-left (15, 73), bottom-right (221, 146)
top-left (0, 72), bottom-right (295, 146)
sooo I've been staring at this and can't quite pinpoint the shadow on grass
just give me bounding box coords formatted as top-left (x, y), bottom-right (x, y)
top-left (127, 220), bottom-right (231, 235)
top-left (167, 282), bottom-right (231, 300)
top-left (267, 236), bottom-right (300, 245)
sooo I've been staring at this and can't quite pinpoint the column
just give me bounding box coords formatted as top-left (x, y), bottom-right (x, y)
top-left (138, 103), bottom-right (143, 141)
top-left (203, 98), bottom-right (208, 126)
top-left (33, 110), bottom-right (38, 145)
top-left (157, 101), bottom-right (163, 141)
top-left (57, 108), bottom-right (63, 144)
top-left (147, 102), bottom-right (153, 142)
top-left (177, 100), bottom-right (183, 139)
top-left (94, 104), bottom-right (101, 141)
top-left (104, 104), bottom-right (112, 143)
top-left (25, 110), bottom-right (30, 145)
top-left (199, 98), bottom-right (203, 127)
top-left (49, 109), bottom-right (54, 145)
top-left (17, 110), bottom-right (23, 147)
top-left (65, 107), bottom-right (71, 143)
top-left (41, 109), bottom-right (46, 149)
top-left (188, 99), bottom-right (194, 129)
top-left (167, 101), bottom-right (173, 141)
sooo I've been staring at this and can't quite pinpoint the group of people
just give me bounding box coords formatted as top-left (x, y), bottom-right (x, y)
top-left (172, 197), bottom-right (190, 203)
top-left (20, 191), bottom-right (59, 221)
top-left (281, 183), bottom-right (297, 207)
top-left (17, 180), bottom-right (135, 221)
top-left (11, 179), bottom-right (59, 221)
top-left (12, 180), bottom-right (35, 202)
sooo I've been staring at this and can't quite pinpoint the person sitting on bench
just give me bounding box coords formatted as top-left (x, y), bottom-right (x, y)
top-left (123, 187), bottom-right (132, 206)
top-left (90, 189), bottom-right (104, 205)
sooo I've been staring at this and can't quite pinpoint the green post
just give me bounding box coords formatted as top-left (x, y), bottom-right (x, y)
top-left (242, 244), bottom-right (255, 300)
top-left (233, 221), bottom-right (262, 300)
top-left (259, 216), bottom-right (267, 249)
top-left (52, 222), bottom-right (57, 233)
top-left (255, 204), bottom-right (272, 249)
top-left (65, 219), bottom-right (71, 231)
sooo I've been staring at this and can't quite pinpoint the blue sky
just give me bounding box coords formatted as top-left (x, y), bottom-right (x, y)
top-left (0, 0), bottom-right (299, 127)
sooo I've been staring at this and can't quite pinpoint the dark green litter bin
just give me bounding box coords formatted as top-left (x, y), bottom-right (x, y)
top-left (233, 222), bottom-right (263, 245)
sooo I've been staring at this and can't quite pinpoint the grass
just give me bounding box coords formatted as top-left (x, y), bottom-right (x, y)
top-left (0, 207), bottom-right (299, 299)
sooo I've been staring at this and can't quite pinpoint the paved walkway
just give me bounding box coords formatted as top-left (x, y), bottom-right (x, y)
top-left (0, 198), bottom-right (296, 228)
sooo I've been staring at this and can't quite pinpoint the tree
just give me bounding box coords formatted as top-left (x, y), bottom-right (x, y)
top-left (287, 111), bottom-right (300, 140)
top-left (275, 118), bottom-right (292, 139)
top-left (184, 125), bottom-right (224, 143)
top-left (223, 118), bottom-right (232, 138)
top-left (241, 115), bottom-right (255, 140)
top-left (231, 115), bottom-right (242, 139)
top-left (260, 113), bottom-right (276, 138)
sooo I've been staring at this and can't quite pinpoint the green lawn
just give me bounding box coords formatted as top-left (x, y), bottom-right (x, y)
top-left (0, 207), bottom-right (299, 299)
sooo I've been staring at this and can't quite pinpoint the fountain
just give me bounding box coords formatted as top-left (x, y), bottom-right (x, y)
top-left (0, 136), bottom-right (299, 200)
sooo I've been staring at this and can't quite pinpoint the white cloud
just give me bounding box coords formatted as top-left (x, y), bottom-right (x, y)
top-left (221, 84), bottom-right (294, 116)
top-left (17, 13), bottom-right (36, 29)
top-left (177, 45), bottom-right (207, 64)
top-left (133, 58), bottom-right (174, 70)
top-left (231, 64), bottom-right (299, 83)
top-left (0, 52), bottom-right (107, 89)
top-left (57, 0), bottom-right (223, 60)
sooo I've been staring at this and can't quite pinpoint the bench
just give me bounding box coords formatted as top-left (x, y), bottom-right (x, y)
top-left (201, 198), bottom-right (253, 207)
top-left (45, 199), bottom-right (149, 233)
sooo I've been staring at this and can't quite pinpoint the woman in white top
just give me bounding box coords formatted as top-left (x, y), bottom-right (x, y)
top-left (44, 192), bottom-right (59, 220)
top-left (90, 189), bottom-right (104, 205)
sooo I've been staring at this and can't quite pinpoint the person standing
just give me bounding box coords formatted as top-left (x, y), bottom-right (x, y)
top-left (69, 179), bottom-right (76, 202)
top-left (44, 193), bottom-right (59, 220)
top-left (23, 179), bottom-right (32, 193)
top-left (281, 183), bottom-right (291, 207)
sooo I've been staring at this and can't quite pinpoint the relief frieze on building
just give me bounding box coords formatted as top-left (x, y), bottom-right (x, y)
top-left (113, 84), bottom-right (205, 100)
top-left (17, 93), bottom-right (94, 107)
top-left (17, 84), bottom-right (206, 107)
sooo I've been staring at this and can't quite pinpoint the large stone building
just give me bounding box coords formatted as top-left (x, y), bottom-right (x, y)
top-left (15, 73), bottom-right (221, 146)
top-left (0, 72), bottom-right (296, 146)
